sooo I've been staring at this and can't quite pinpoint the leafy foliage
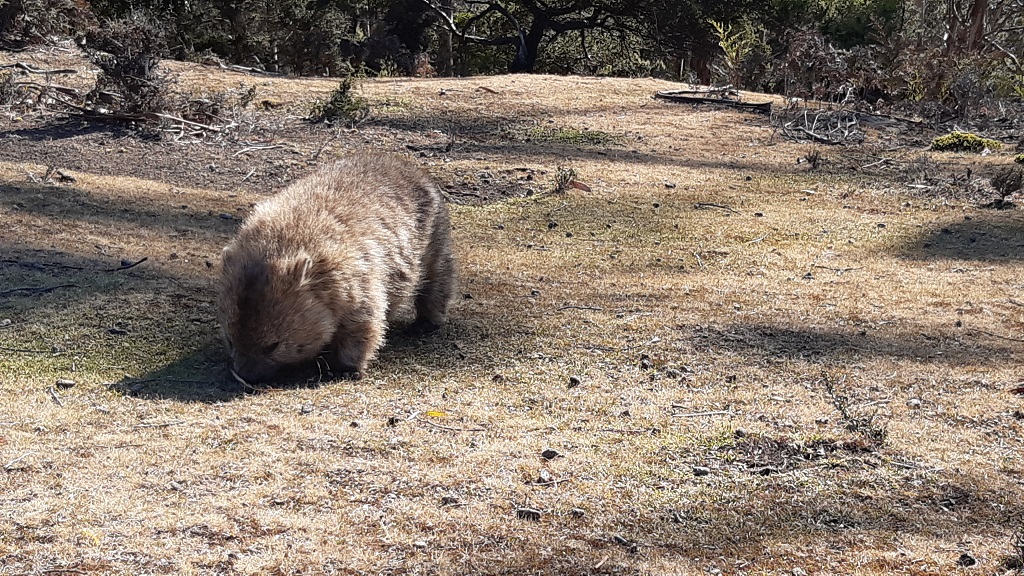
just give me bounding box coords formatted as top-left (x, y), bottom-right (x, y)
top-left (930, 131), bottom-right (1003, 153)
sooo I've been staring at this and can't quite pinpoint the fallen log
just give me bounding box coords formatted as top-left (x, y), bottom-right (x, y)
top-left (654, 90), bottom-right (772, 114)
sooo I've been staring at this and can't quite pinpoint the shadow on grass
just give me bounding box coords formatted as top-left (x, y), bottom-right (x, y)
top-left (0, 180), bottom-right (242, 237)
top-left (896, 211), bottom-right (1024, 262)
top-left (111, 312), bottom-right (509, 403)
top-left (687, 322), bottom-right (1016, 366)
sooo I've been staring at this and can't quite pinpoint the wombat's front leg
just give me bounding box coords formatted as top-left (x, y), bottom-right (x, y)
top-left (330, 314), bottom-right (384, 380)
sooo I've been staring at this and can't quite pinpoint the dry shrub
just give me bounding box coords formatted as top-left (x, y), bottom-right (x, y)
top-left (84, 11), bottom-right (170, 114)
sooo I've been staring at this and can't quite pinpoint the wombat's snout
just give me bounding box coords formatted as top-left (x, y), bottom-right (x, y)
top-left (230, 354), bottom-right (280, 385)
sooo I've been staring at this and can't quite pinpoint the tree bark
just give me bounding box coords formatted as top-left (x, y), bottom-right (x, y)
top-left (438, 0), bottom-right (453, 75)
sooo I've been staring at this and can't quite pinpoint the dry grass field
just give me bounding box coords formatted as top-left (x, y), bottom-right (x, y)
top-left (2, 47), bottom-right (1024, 575)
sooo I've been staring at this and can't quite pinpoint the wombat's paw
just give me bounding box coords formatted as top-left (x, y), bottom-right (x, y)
top-left (333, 367), bottom-right (364, 381)
top-left (406, 317), bottom-right (442, 336)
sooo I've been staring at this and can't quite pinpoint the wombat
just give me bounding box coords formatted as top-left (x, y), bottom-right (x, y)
top-left (216, 152), bottom-right (456, 384)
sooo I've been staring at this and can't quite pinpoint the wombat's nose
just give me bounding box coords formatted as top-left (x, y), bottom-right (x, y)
top-left (233, 356), bottom-right (278, 384)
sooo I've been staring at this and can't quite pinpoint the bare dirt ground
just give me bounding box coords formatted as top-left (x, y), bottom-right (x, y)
top-left (1, 47), bottom-right (1024, 576)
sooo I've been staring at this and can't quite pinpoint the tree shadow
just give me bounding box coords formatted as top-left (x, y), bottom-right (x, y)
top-left (896, 211), bottom-right (1024, 262)
top-left (686, 322), bottom-right (1016, 366)
top-left (0, 179), bottom-right (243, 236)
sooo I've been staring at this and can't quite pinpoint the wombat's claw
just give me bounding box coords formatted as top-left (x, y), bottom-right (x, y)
top-left (332, 368), bottom-right (363, 381)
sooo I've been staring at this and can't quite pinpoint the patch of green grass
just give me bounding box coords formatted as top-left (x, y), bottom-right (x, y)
top-left (930, 131), bottom-right (1002, 153)
top-left (508, 124), bottom-right (623, 147)
top-left (1015, 153), bottom-right (1024, 165)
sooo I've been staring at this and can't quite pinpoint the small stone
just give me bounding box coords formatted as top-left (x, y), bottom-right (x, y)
top-left (663, 368), bottom-right (682, 379)
top-left (547, 221), bottom-right (558, 230)
top-left (463, 292), bottom-right (473, 299)
top-left (492, 374), bottom-right (505, 383)
top-left (664, 181), bottom-right (676, 188)
top-left (877, 223), bottom-right (886, 228)
top-left (537, 469), bottom-right (554, 483)
top-left (565, 231), bottom-right (573, 238)
top-left (957, 553), bottom-right (976, 567)
top-left (106, 327), bottom-right (130, 335)
top-left (0, 318), bottom-right (11, 327)
top-left (745, 175), bottom-right (753, 181)
top-left (530, 289), bottom-right (540, 296)
top-left (440, 496), bottom-right (460, 506)
top-left (954, 319), bottom-right (962, 327)
top-left (907, 398), bottom-right (922, 408)
top-left (568, 375), bottom-right (582, 388)
top-left (413, 540), bottom-right (428, 549)
top-left (169, 481), bottom-right (183, 491)
top-left (516, 507), bottom-right (542, 521)
top-left (570, 508), bottom-right (585, 518)
top-left (639, 354), bottom-right (652, 370)
top-left (754, 212), bottom-right (764, 217)
top-left (219, 213), bottom-right (234, 220)
top-left (652, 202), bottom-right (660, 208)
top-left (692, 466), bottom-right (711, 477)
top-left (541, 448), bottom-right (561, 460)
top-left (300, 404), bottom-right (313, 414)
top-left (55, 379), bottom-right (76, 389)
top-left (120, 258), bottom-right (133, 267)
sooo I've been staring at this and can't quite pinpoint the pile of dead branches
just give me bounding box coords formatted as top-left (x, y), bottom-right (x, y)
top-left (772, 104), bottom-right (866, 145)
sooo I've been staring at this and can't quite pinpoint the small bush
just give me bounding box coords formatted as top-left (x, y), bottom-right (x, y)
top-left (308, 77), bottom-right (369, 125)
top-left (85, 11), bottom-right (171, 114)
top-left (992, 166), bottom-right (1024, 199)
top-left (930, 131), bottom-right (1003, 153)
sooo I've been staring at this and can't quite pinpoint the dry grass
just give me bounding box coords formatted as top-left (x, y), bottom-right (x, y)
top-left (2, 47), bottom-right (1024, 575)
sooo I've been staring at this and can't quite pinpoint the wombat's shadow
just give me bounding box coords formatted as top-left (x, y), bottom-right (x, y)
top-left (111, 316), bottom-right (496, 403)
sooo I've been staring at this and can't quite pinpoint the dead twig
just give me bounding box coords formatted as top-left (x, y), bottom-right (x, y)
top-left (693, 202), bottom-right (739, 214)
top-left (0, 346), bottom-right (56, 354)
top-left (107, 257), bottom-right (148, 272)
top-left (557, 305), bottom-right (604, 311)
top-left (233, 144), bottom-right (284, 157)
top-left (0, 259), bottom-right (86, 271)
top-left (3, 451), bottom-right (34, 470)
top-left (0, 284), bottom-right (78, 297)
top-left (48, 386), bottom-right (64, 407)
top-left (968, 328), bottom-right (1024, 343)
top-left (134, 420), bottom-right (188, 429)
top-left (533, 475), bottom-right (574, 486)
top-left (417, 418), bottom-right (485, 433)
top-left (671, 409), bottom-right (732, 418)
top-left (812, 264), bottom-right (863, 274)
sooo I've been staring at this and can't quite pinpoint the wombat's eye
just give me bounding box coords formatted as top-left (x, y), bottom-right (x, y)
top-left (264, 341), bottom-right (281, 354)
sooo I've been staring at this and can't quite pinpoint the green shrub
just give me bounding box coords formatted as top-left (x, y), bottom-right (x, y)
top-left (308, 77), bottom-right (369, 125)
top-left (930, 131), bottom-right (1002, 153)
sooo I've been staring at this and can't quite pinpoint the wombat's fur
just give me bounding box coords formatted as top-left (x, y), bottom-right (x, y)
top-left (216, 153), bottom-right (456, 383)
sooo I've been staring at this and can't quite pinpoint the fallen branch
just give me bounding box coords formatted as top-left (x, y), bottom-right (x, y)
top-left (0, 62), bottom-right (78, 75)
top-left (1, 259), bottom-right (85, 271)
top-left (655, 91), bottom-right (772, 114)
top-left (0, 283), bottom-right (78, 297)
top-left (12, 81), bottom-right (81, 97)
top-left (557, 305), bottom-right (604, 311)
top-left (134, 419), bottom-right (188, 429)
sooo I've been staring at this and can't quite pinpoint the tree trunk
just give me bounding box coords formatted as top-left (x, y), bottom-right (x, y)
top-left (0, 0), bottom-right (23, 42)
top-left (438, 0), bottom-right (453, 76)
top-left (964, 0), bottom-right (988, 52)
top-left (510, 20), bottom-right (545, 73)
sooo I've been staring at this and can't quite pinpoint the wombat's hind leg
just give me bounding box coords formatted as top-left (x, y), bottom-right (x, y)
top-left (411, 232), bottom-right (456, 335)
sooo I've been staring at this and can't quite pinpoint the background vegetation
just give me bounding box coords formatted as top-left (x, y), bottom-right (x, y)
top-left (1, 1), bottom-right (1023, 114)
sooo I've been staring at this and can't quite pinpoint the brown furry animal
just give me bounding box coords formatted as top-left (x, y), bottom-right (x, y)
top-left (216, 153), bottom-right (456, 383)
